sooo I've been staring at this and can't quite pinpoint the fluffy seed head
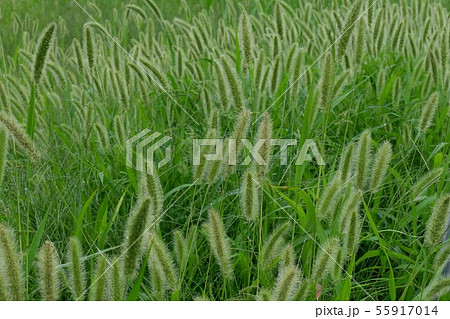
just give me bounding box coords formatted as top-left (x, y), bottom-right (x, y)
top-left (271, 265), bottom-right (300, 301)
top-left (311, 237), bottom-right (340, 283)
top-left (370, 141), bottom-right (393, 193)
top-left (37, 240), bottom-right (60, 301)
top-left (240, 168), bottom-right (260, 222)
top-left (419, 91), bottom-right (439, 133)
top-left (122, 198), bottom-right (151, 278)
top-left (238, 10), bottom-right (255, 71)
top-left (66, 237), bottom-right (86, 300)
top-left (317, 172), bottom-right (343, 221)
top-left (260, 222), bottom-right (290, 270)
top-left (204, 209), bottom-right (234, 279)
top-left (353, 129), bottom-right (373, 190)
top-left (89, 255), bottom-right (109, 301)
top-left (0, 127), bottom-right (8, 186)
top-left (0, 111), bottom-right (40, 161)
top-left (149, 233), bottom-right (178, 291)
top-left (33, 23), bottom-right (56, 84)
top-left (338, 142), bottom-right (355, 182)
top-left (424, 194), bottom-right (450, 248)
top-left (255, 113), bottom-right (273, 177)
top-left (0, 224), bottom-right (24, 300)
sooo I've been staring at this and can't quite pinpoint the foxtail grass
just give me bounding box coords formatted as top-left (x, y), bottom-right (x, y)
top-left (37, 241), bottom-right (60, 301)
top-left (204, 209), bottom-right (234, 279)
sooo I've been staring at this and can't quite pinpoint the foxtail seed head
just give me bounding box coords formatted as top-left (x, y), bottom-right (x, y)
top-left (238, 10), bottom-right (255, 71)
top-left (204, 209), bottom-right (234, 279)
top-left (37, 240), bottom-right (60, 301)
top-left (419, 91), bottom-right (439, 133)
top-left (240, 168), bottom-right (260, 222)
top-left (311, 237), bottom-right (340, 283)
top-left (89, 255), bottom-right (109, 301)
top-left (317, 172), bottom-right (343, 221)
top-left (424, 194), bottom-right (450, 248)
top-left (33, 23), bottom-right (56, 84)
top-left (370, 141), bottom-right (393, 193)
top-left (66, 237), bottom-right (86, 300)
top-left (0, 224), bottom-right (24, 300)
top-left (0, 127), bottom-right (8, 186)
top-left (271, 264), bottom-right (300, 301)
top-left (260, 222), bottom-right (290, 270)
top-left (122, 198), bottom-right (151, 278)
top-left (353, 129), bottom-right (373, 190)
top-left (255, 113), bottom-right (273, 177)
top-left (149, 233), bottom-right (178, 291)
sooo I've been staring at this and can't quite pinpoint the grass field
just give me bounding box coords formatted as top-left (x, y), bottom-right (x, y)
top-left (0, 0), bottom-right (449, 301)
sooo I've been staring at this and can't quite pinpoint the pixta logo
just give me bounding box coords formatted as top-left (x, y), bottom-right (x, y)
top-left (126, 129), bottom-right (172, 175)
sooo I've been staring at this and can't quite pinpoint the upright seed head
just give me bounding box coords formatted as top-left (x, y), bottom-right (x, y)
top-left (33, 23), bottom-right (56, 85)
top-left (109, 257), bottom-right (125, 301)
top-left (238, 10), bottom-right (255, 71)
top-left (338, 142), bottom-right (355, 182)
top-left (280, 243), bottom-right (296, 269)
top-left (139, 171), bottom-right (164, 218)
top-left (220, 56), bottom-right (244, 109)
top-left (274, 2), bottom-right (286, 40)
top-left (255, 113), bottom-right (273, 177)
top-left (317, 172), bottom-right (343, 221)
top-left (419, 91), bottom-right (439, 133)
top-left (0, 82), bottom-right (9, 111)
top-left (319, 52), bottom-right (335, 113)
top-left (339, 188), bottom-right (362, 230)
top-left (226, 109), bottom-right (251, 175)
top-left (271, 264), bottom-right (300, 301)
top-left (122, 198), bottom-right (151, 278)
top-left (149, 234), bottom-right (178, 291)
top-left (311, 237), bottom-right (340, 283)
top-left (0, 127), bottom-right (8, 186)
top-left (66, 237), bottom-right (86, 300)
top-left (83, 25), bottom-right (95, 70)
top-left (424, 194), bottom-right (450, 248)
top-left (370, 141), bottom-right (393, 193)
top-left (37, 240), bottom-right (60, 301)
top-left (89, 255), bottom-right (109, 301)
top-left (337, 0), bottom-right (363, 56)
top-left (353, 129), bottom-right (373, 190)
top-left (260, 222), bottom-right (290, 270)
top-left (204, 209), bottom-right (234, 279)
top-left (240, 168), bottom-right (260, 222)
top-left (342, 209), bottom-right (362, 258)
top-left (0, 224), bottom-right (24, 300)
top-left (173, 230), bottom-right (188, 270)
